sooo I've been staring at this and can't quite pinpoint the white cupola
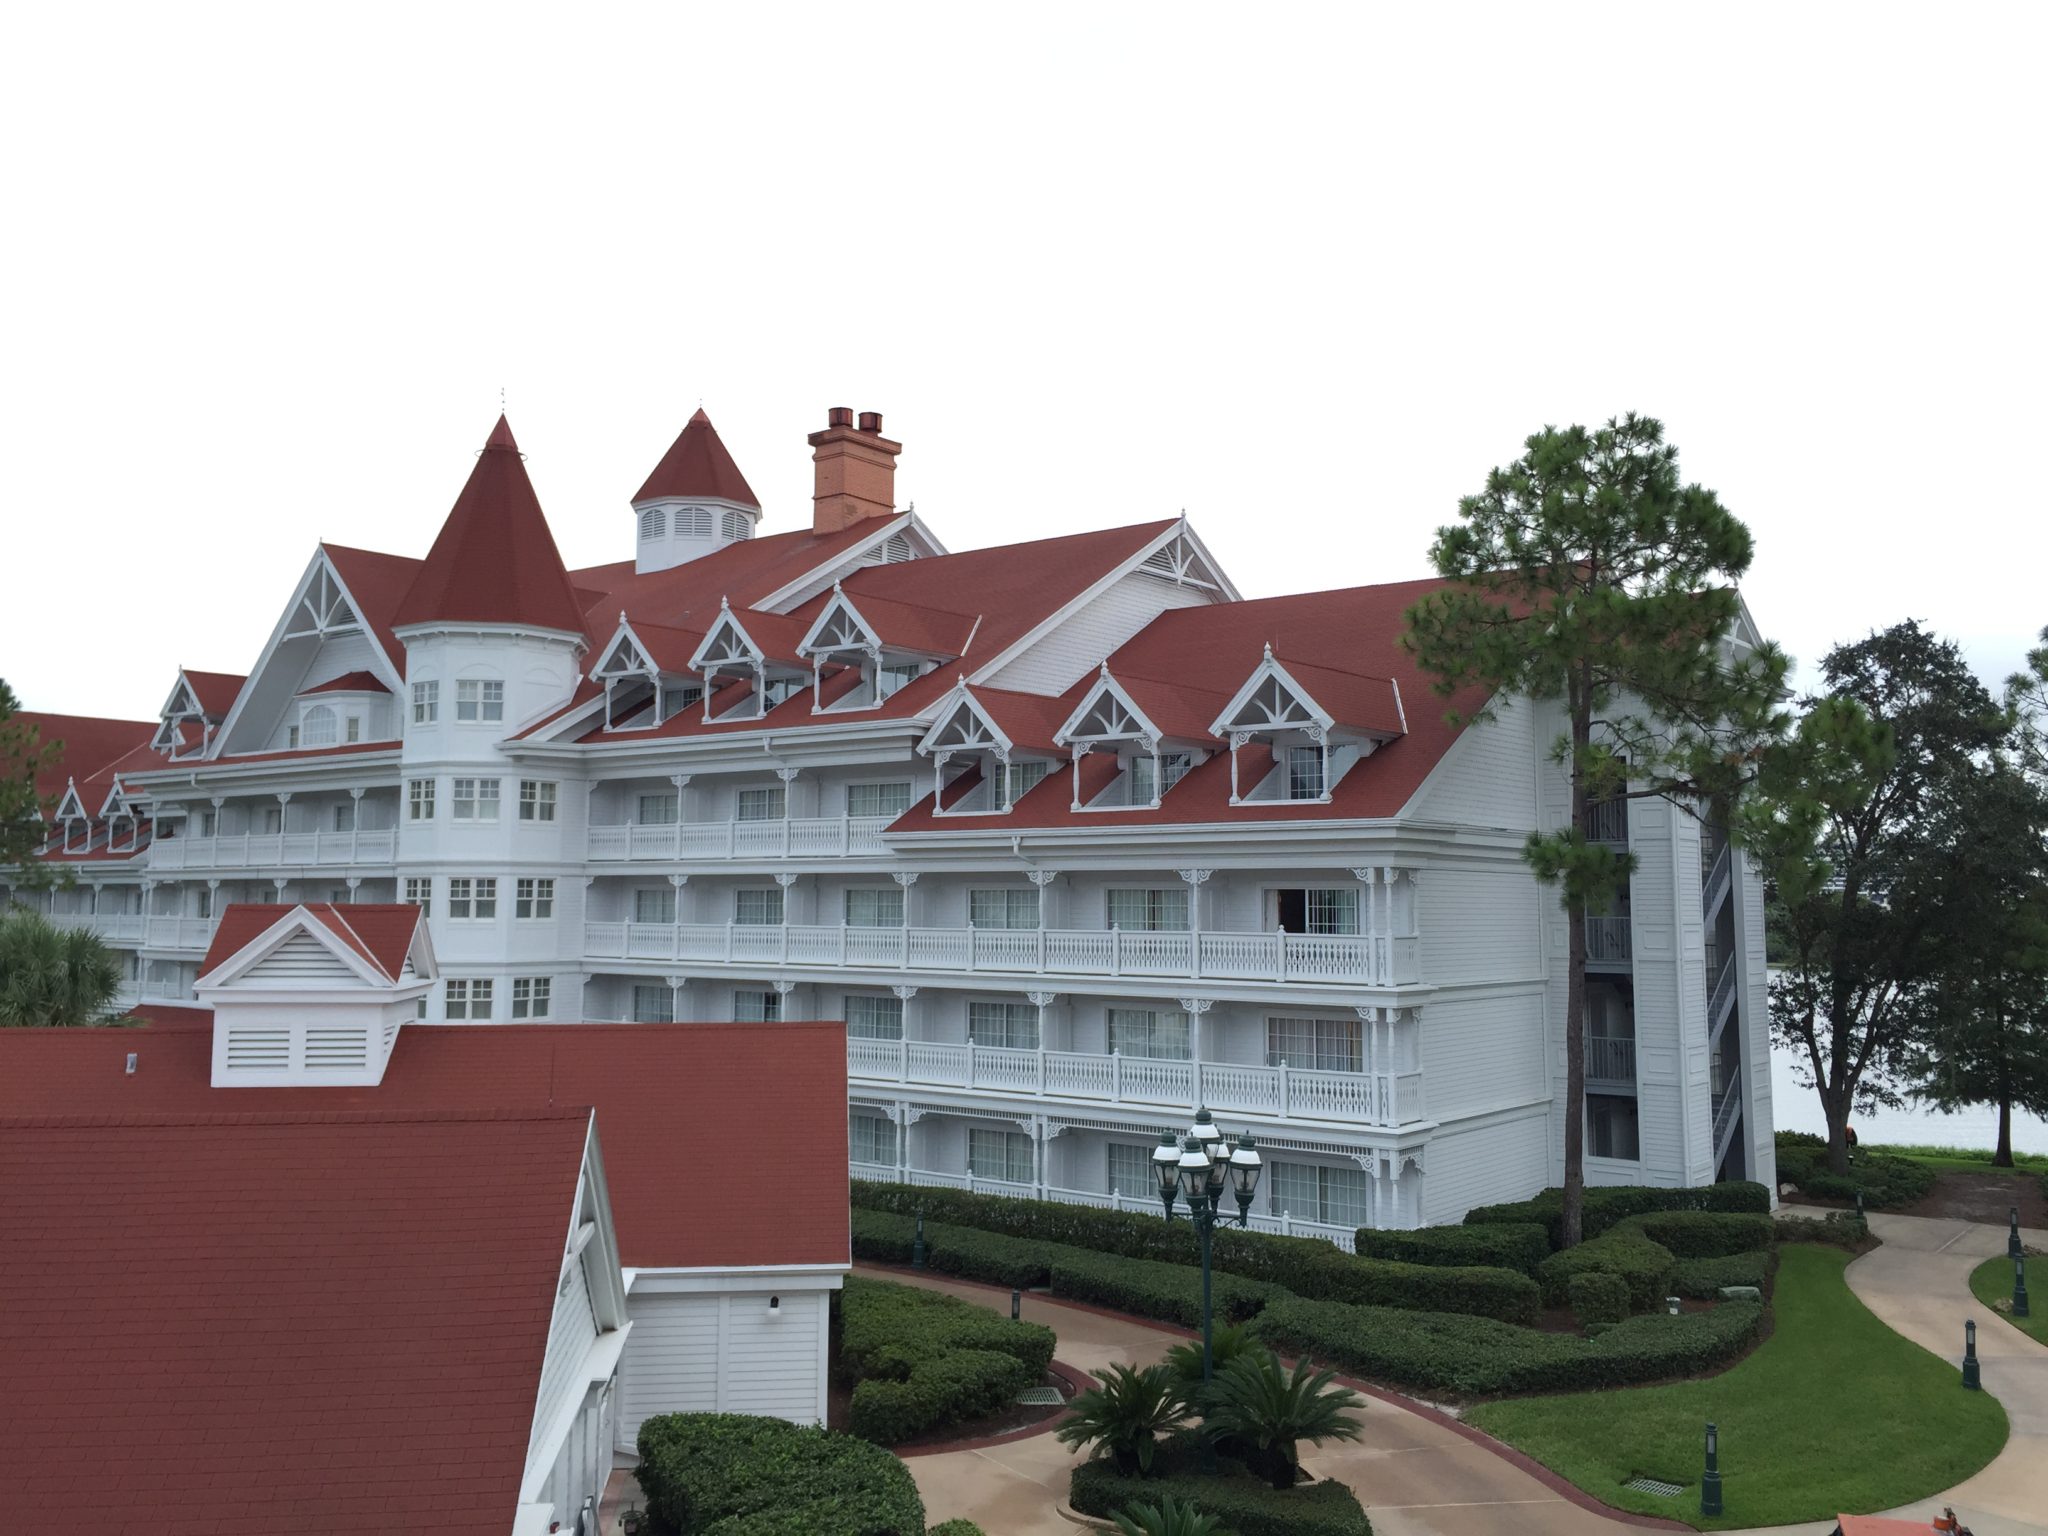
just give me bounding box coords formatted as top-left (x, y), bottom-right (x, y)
top-left (631, 408), bottom-right (763, 573)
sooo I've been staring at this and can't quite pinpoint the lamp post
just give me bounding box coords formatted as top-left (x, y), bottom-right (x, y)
top-left (1963, 1319), bottom-right (1981, 1390)
top-left (1700, 1421), bottom-right (1723, 1518)
top-left (1153, 1110), bottom-right (1263, 1436)
top-left (2016, 1254), bottom-right (2030, 1320)
top-left (2011, 1206), bottom-right (2024, 1262)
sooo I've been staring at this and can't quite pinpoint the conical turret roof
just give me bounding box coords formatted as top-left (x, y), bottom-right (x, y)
top-left (393, 416), bottom-right (588, 636)
top-left (634, 408), bottom-right (761, 508)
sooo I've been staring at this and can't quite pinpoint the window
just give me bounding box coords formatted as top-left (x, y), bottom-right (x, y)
top-left (850, 1112), bottom-right (897, 1168)
top-left (968, 1127), bottom-right (1034, 1185)
top-left (333, 800), bottom-right (356, 832)
top-left (631, 983), bottom-right (675, 1023)
top-left (412, 680), bottom-right (439, 724)
top-left (1125, 753), bottom-right (1191, 805)
top-left (1274, 888), bottom-right (1360, 935)
top-left (511, 977), bottom-right (552, 1020)
top-left (1107, 888), bottom-right (1189, 932)
top-left (760, 676), bottom-right (804, 708)
top-left (877, 662), bottom-right (921, 700)
top-left (262, 805), bottom-right (283, 835)
top-left (845, 887), bottom-right (904, 928)
top-left (1589, 1095), bottom-right (1642, 1160)
top-left (456, 678), bottom-right (505, 723)
top-left (845, 994), bottom-right (904, 1040)
top-left (1287, 745), bottom-right (1325, 800)
top-left (448, 877), bottom-right (498, 921)
top-left (408, 779), bottom-right (436, 820)
top-left (632, 887), bottom-right (676, 925)
top-left (452, 778), bottom-right (499, 821)
top-left (968, 999), bottom-right (1038, 1051)
top-left (1267, 1161), bottom-right (1369, 1228)
top-left (403, 877), bottom-right (431, 907)
top-left (445, 978), bottom-right (494, 1021)
top-left (735, 989), bottom-right (781, 1023)
top-left (519, 780), bottom-right (558, 822)
top-left (345, 716), bottom-right (362, 744)
top-left (637, 792), bottom-right (678, 825)
top-left (1108, 1142), bottom-right (1158, 1199)
top-left (195, 889), bottom-right (213, 920)
top-left (200, 810), bottom-right (218, 838)
top-left (847, 781), bottom-right (913, 818)
top-left (658, 686), bottom-right (702, 723)
top-left (287, 725), bottom-right (300, 749)
top-left (302, 705), bottom-right (336, 748)
top-left (1002, 760), bottom-right (1048, 803)
top-left (734, 888), bottom-right (784, 926)
top-left (737, 786), bottom-right (785, 822)
top-left (515, 877), bottom-right (555, 920)
top-left (970, 888), bottom-right (1040, 929)
top-left (1108, 1007), bottom-right (1190, 1060)
top-left (1265, 1014), bottom-right (1363, 1073)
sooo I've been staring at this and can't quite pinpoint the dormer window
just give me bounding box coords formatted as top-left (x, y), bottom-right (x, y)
top-left (592, 619), bottom-right (703, 730)
top-left (1208, 645), bottom-right (1407, 807)
top-left (302, 705), bottom-right (338, 748)
top-left (689, 600), bottom-right (808, 723)
top-left (916, 683), bottom-right (1057, 816)
top-left (1053, 665), bottom-right (1207, 812)
top-left (1287, 745), bottom-right (1325, 800)
top-left (796, 584), bottom-right (955, 714)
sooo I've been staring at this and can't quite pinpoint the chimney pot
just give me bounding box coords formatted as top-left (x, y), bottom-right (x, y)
top-left (828, 406), bottom-right (854, 430)
top-left (808, 405), bottom-right (902, 534)
top-left (858, 411), bottom-right (883, 434)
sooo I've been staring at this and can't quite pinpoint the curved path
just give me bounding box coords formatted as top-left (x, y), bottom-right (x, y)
top-left (883, 1212), bottom-right (2048, 1536)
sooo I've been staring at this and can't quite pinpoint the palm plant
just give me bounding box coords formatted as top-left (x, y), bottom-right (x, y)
top-left (1054, 1363), bottom-right (1189, 1476)
top-left (1202, 1349), bottom-right (1363, 1490)
top-left (1111, 1495), bottom-right (1233, 1536)
top-left (1162, 1321), bottom-right (1259, 1404)
top-left (0, 909), bottom-right (127, 1027)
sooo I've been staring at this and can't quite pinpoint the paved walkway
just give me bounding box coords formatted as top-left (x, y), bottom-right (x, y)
top-left (888, 1213), bottom-right (2048, 1536)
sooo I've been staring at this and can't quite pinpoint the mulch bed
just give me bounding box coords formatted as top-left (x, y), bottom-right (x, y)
top-left (1900, 1170), bottom-right (2048, 1229)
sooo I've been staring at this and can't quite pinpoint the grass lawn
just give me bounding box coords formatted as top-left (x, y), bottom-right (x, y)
top-left (1968, 1254), bottom-right (2048, 1349)
top-left (1871, 1142), bottom-right (2048, 1176)
top-left (1466, 1246), bottom-right (2008, 1530)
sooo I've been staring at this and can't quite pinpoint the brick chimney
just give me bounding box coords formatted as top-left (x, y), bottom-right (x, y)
top-left (808, 406), bottom-right (903, 533)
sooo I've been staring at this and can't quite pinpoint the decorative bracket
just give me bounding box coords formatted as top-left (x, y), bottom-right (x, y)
top-left (1176, 868), bottom-right (1212, 887)
top-left (891, 984), bottom-right (920, 1001)
top-left (1176, 997), bottom-right (1214, 1016)
top-left (773, 873), bottom-right (800, 889)
top-left (892, 871), bottom-right (920, 887)
top-left (1026, 869), bottom-right (1059, 888)
top-left (1026, 991), bottom-right (1060, 1009)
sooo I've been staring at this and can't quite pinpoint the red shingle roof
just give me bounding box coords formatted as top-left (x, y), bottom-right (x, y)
top-left (8, 711), bottom-right (157, 806)
top-left (181, 669), bottom-right (246, 715)
top-left (299, 670), bottom-right (390, 695)
top-left (634, 407), bottom-right (761, 507)
top-left (0, 1108), bottom-right (589, 1536)
top-left (197, 904), bottom-right (422, 983)
top-left (391, 416), bottom-right (588, 637)
top-left (1, 1022), bottom-right (850, 1271)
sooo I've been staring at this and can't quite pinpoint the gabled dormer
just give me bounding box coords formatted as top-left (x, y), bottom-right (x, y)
top-left (1053, 665), bottom-right (1204, 810)
top-left (153, 669), bottom-right (241, 759)
top-left (195, 903), bottom-right (436, 1088)
top-left (687, 599), bottom-right (808, 722)
top-left (50, 779), bottom-right (90, 853)
top-left (96, 778), bottom-right (145, 853)
top-left (1209, 645), bottom-right (1407, 805)
top-left (795, 583), bottom-right (952, 714)
top-left (915, 681), bottom-right (1059, 816)
top-left (631, 409), bottom-right (764, 574)
top-left (589, 616), bottom-right (704, 730)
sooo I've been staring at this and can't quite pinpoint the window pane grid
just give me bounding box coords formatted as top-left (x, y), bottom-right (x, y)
top-left (734, 888), bottom-right (784, 926)
top-left (969, 889), bottom-right (1040, 929)
top-left (845, 888), bottom-right (905, 928)
top-left (969, 1127), bottom-right (1034, 1185)
top-left (1107, 1007), bottom-right (1190, 1060)
top-left (1107, 888), bottom-right (1189, 932)
top-left (968, 1000), bottom-right (1038, 1050)
top-left (1265, 1014), bottom-right (1362, 1072)
top-left (847, 781), bottom-right (913, 817)
top-left (845, 995), bottom-right (904, 1040)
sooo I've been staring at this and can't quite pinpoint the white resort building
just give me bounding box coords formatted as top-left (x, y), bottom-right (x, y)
top-left (6, 404), bottom-right (1776, 1238)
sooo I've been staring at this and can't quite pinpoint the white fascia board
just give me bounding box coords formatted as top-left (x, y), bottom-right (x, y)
top-left (625, 1263), bottom-right (848, 1295)
top-left (916, 686), bottom-right (1013, 758)
top-left (505, 715), bottom-right (928, 770)
top-left (749, 512), bottom-right (944, 614)
top-left (518, 1323), bottom-right (632, 1504)
top-left (190, 907), bottom-right (394, 991)
top-left (1207, 653), bottom-right (1338, 739)
top-left (686, 603), bottom-right (768, 673)
top-left (795, 586), bottom-right (876, 659)
top-left (120, 749), bottom-right (402, 793)
top-left (194, 978), bottom-right (436, 1008)
top-left (1170, 518), bottom-right (1244, 603)
top-left (1053, 668), bottom-right (1162, 748)
top-left (574, 1115), bottom-right (632, 1329)
top-left (591, 620), bottom-right (658, 680)
top-left (879, 815), bottom-right (1531, 862)
top-left (960, 524), bottom-right (1198, 685)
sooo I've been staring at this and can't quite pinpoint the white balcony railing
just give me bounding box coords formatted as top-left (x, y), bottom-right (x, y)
top-left (149, 828), bottom-right (398, 870)
top-left (144, 915), bottom-right (221, 951)
top-left (584, 920), bottom-right (1423, 987)
top-left (1585, 1034), bottom-right (1636, 1087)
top-left (846, 1037), bottom-right (1424, 1127)
top-left (1585, 915), bottom-right (1632, 965)
top-left (45, 911), bottom-right (147, 945)
top-left (588, 816), bottom-right (894, 862)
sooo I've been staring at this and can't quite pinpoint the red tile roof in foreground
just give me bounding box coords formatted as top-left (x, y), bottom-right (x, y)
top-left (197, 903), bottom-right (422, 982)
top-left (634, 407), bottom-right (761, 507)
top-left (0, 1108), bottom-right (588, 1536)
top-left (391, 415), bottom-right (589, 637)
top-left (0, 1022), bottom-right (850, 1271)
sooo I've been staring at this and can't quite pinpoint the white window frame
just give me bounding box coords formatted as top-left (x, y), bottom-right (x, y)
top-left (519, 780), bottom-right (558, 822)
top-left (967, 999), bottom-right (1038, 1051)
top-left (403, 877), bottom-right (432, 907)
top-left (451, 777), bottom-right (500, 822)
top-left (631, 983), bottom-right (675, 1023)
top-left (448, 877), bottom-right (498, 921)
top-left (1107, 1006), bottom-right (1191, 1061)
top-left (844, 887), bottom-right (904, 929)
top-left (969, 889), bottom-right (1040, 930)
top-left (632, 887), bottom-right (676, 925)
top-left (968, 1127), bottom-right (1034, 1185)
top-left (407, 779), bottom-right (436, 821)
top-left (411, 680), bottom-right (439, 725)
top-left (515, 877), bottom-right (555, 920)
top-left (734, 989), bottom-right (781, 1023)
top-left (445, 978), bottom-right (494, 1021)
top-left (845, 993), bottom-right (904, 1040)
top-left (1107, 888), bottom-right (1189, 932)
top-left (736, 786), bottom-right (786, 822)
top-left (846, 781), bottom-right (913, 818)
top-left (511, 976), bottom-right (552, 1020)
top-left (850, 1112), bottom-right (898, 1168)
top-left (456, 678), bottom-right (505, 724)
top-left (1265, 1014), bottom-right (1363, 1073)
top-left (1267, 1160), bottom-right (1369, 1228)
top-left (734, 888), bottom-right (784, 927)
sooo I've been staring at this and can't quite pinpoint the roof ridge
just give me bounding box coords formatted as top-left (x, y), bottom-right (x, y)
top-left (0, 1107), bottom-right (594, 1129)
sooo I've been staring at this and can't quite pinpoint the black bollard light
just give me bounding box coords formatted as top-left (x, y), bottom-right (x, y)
top-left (1700, 1422), bottom-right (1723, 1517)
top-left (913, 1207), bottom-right (926, 1271)
top-left (2016, 1254), bottom-right (2031, 1320)
top-left (2011, 1206), bottom-right (2025, 1261)
top-left (1962, 1319), bottom-right (1981, 1390)
top-left (1012, 1288), bottom-right (1022, 1321)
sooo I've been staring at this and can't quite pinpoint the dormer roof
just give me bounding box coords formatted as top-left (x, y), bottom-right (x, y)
top-left (634, 408), bottom-right (760, 508)
top-left (391, 416), bottom-right (587, 637)
top-left (197, 904), bottom-right (433, 987)
top-left (298, 671), bottom-right (389, 696)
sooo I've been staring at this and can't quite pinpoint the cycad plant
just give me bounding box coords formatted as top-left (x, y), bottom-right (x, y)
top-left (1054, 1363), bottom-right (1188, 1476)
top-left (1162, 1321), bottom-right (1259, 1407)
top-left (1111, 1494), bottom-right (1233, 1536)
top-left (1203, 1350), bottom-right (1364, 1490)
top-left (0, 909), bottom-right (127, 1027)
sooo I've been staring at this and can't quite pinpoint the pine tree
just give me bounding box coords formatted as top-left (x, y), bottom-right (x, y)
top-left (0, 680), bottom-right (65, 892)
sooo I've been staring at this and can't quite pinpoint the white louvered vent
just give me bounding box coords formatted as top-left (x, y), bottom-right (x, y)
top-left (224, 1027), bottom-right (289, 1071)
top-left (1140, 547), bottom-right (1182, 578)
top-left (400, 956), bottom-right (416, 979)
top-left (247, 931), bottom-right (353, 983)
top-left (382, 1018), bottom-right (399, 1051)
top-left (861, 533), bottom-right (916, 566)
top-left (305, 1027), bottom-right (370, 1071)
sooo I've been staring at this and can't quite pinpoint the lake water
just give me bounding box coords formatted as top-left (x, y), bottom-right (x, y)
top-left (1768, 1039), bottom-right (2048, 1156)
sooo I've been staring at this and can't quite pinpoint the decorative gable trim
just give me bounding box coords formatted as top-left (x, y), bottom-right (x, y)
top-left (686, 598), bottom-right (767, 674)
top-left (750, 511), bottom-right (950, 614)
top-left (796, 584), bottom-right (882, 661)
top-left (1054, 665), bottom-right (1163, 749)
top-left (1209, 645), bottom-right (1338, 738)
top-left (915, 681), bottom-right (1013, 758)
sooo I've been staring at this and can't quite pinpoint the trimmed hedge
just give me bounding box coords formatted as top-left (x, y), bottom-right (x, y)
top-left (1050, 1246), bottom-right (1285, 1327)
top-left (1568, 1270), bottom-right (1630, 1328)
top-left (1071, 1432), bottom-right (1373, 1536)
top-left (852, 1180), bottom-right (1536, 1323)
top-left (1250, 1292), bottom-right (1766, 1398)
top-left (1670, 1249), bottom-right (1775, 1299)
top-left (1464, 1180), bottom-right (1771, 1250)
top-left (1616, 1210), bottom-right (1776, 1259)
top-left (1352, 1222), bottom-right (1551, 1276)
top-left (636, 1412), bottom-right (926, 1535)
top-left (926, 1525), bottom-right (987, 1536)
top-left (839, 1277), bottom-right (1055, 1444)
top-left (851, 1209), bottom-right (1051, 1287)
top-left (1535, 1229), bottom-right (1676, 1311)
top-left (1773, 1136), bottom-right (1935, 1208)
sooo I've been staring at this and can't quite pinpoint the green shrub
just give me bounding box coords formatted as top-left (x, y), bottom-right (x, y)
top-left (1070, 1432), bottom-right (1374, 1536)
top-left (853, 1180), bottom-right (1532, 1322)
top-left (839, 1278), bottom-right (1055, 1444)
top-left (1567, 1270), bottom-right (1630, 1327)
top-left (1353, 1222), bottom-right (1551, 1275)
top-left (926, 1524), bottom-right (987, 1536)
top-left (1670, 1249), bottom-right (1775, 1298)
top-left (1535, 1228), bottom-right (1676, 1311)
top-left (1772, 1136), bottom-right (1934, 1208)
top-left (1050, 1247), bottom-right (1284, 1327)
top-left (1463, 1180), bottom-right (1771, 1249)
top-left (1615, 1210), bottom-right (1776, 1258)
top-left (1772, 1211), bottom-right (1868, 1249)
top-left (1250, 1292), bottom-right (1765, 1399)
top-left (635, 1412), bottom-right (926, 1535)
top-left (850, 1209), bottom-right (1052, 1286)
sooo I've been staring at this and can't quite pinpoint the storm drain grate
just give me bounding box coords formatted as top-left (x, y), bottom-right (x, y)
top-left (1623, 1477), bottom-right (1686, 1498)
top-left (1015, 1386), bottom-right (1065, 1406)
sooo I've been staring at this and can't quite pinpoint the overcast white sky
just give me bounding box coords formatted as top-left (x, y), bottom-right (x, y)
top-left (4, 3), bottom-right (2042, 722)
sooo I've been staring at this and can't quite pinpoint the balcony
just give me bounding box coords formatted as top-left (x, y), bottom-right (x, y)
top-left (149, 829), bottom-right (398, 871)
top-left (584, 921), bottom-right (1424, 987)
top-left (1585, 915), bottom-right (1631, 968)
top-left (1585, 1033), bottom-right (1636, 1090)
top-left (46, 911), bottom-right (146, 945)
top-left (588, 816), bottom-right (893, 862)
top-left (847, 1037), bottom-right (1423, 1127)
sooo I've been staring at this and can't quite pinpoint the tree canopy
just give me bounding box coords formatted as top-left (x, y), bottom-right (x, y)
top-left (0, 679), bottom-right (64, 891)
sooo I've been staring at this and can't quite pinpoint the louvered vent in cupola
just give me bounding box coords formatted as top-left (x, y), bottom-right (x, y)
top-left (304, 1027), bottom-right (371, 1072)
top-left (247, 931), bottom-right (354, 983)
top-left (224, 1027), bottom-right (290, 1072)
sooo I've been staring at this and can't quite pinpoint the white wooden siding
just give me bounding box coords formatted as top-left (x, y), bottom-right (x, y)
top-left (618, 1290), bottom-right (825, 1444)
top-left (1416, 869), bottom-right (1539, 985)
top-left (1422, 1107), bottom-right (1550, 1223)
top-left (1411, 695), bottom-right (1539, 829)
top-left (1419, 992), bottom-right (1547, 1121)
top-left (985, 573), bottom-right (1213, 695)
top-left (530, 1257), bottom-right (599, 1457)
top-left (246, 931), bottom-right (355, 984)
